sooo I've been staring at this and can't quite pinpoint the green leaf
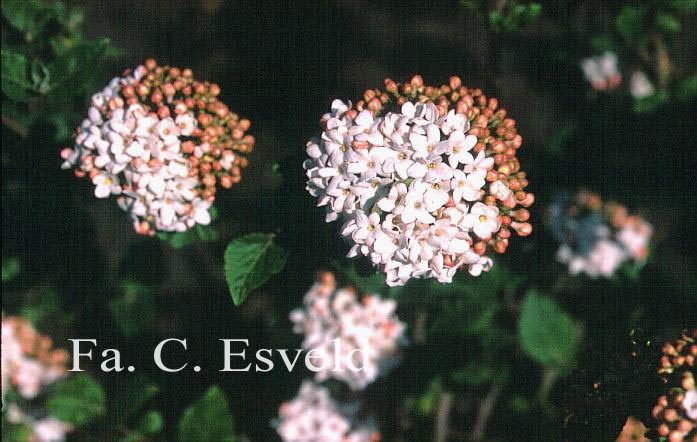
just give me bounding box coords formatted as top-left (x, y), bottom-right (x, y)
top-left (223, 233), bottom-right (288, 305)
top-left (47, 374), bottom-right (106, 427)
top-left (137, 410), bottom-right (164, 435)
top-left (177, 386), bottom-right (236, 442)
top-left (2, 257), bottom-right (21, 283)
top-left (518, 291), bottom-right (579, 370)
top-left (616, 6), bottom-right (644, 42)
top-left (677, 75), bottom-right (697, 100)
top-left (656, 13), bottom-right (681, 33)
top-left (671, 0), bottom-right (697, 13)
top-left (1, 49), bottom-right (34, 101)
top-left (527, 2), bottom-right (542, 19)
top-left (633, 90), bottom-right (668, 113)
top-left (109, 280), bottom-right (156, 337)
top-left (1, 0), bottom-right (54, 41)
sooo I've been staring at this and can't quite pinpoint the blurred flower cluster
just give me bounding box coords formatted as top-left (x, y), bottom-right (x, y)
top-left (61, 59), bottom-right (254, 235)
top-left (275, 381), bottom-right (380, 442)
top-left (547, 190), bottom-right (652, 278)
top-left (651, 329), bottom-right (697, 442)
top-left (581, 52), bottom-right (623, 92)
top-left (2, 316), bottom-right (72, 442)
top-left (305, 75), bottom-right (533, 286)
top-left (290, 272), bottom-right (406, 390)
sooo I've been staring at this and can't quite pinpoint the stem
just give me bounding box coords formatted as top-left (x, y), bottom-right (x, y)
top-left (537, 366), bottom-right (560, 404)
top-left (434, 390), bottom-right (454, 442)
top-left (2, 115), bottom-right (29, 139)
top-left (471, 382), bottom-right (504, 441)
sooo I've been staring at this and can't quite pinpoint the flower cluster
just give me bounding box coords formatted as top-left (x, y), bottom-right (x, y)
top-left (61, 59), bottom-right (254, 235)
top-left (629, 71), bottom-right (655, 99)
top-left (651, 329), bottom-right (697, 442)
top-left (289, 272), bottom-right (406, 390)
top-left (2, 316), bottom-right (72, 442)
top-left (304, 75), bottom-right (534, 286)
top-left (581, 52), bottom-right (622, 91)
top-left (275, 381), bottom-right (380, 442)
top-left (547, 190), bottom-right (652, 278)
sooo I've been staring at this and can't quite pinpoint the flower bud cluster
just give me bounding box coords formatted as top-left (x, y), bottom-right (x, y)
top-left (581, 52), bottom-right (622, 91)
top-left (651, 329), bottom-right (697, 442)
top-left (547, 190), bottom-right (652, 278)
top-left (61, 59), bottom-right (254, 235)
top-left (290, 272), bottom-right (406, 390)
top-left (304, 75), bottom-right (533, 286)
top-left (2, 316), bottom-right (72, 442)
top-left (275, 381), bottom-right (380, 442)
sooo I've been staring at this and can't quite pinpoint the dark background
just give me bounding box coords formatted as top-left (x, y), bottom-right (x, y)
top-left (3, 0), bottom-right (696, 440)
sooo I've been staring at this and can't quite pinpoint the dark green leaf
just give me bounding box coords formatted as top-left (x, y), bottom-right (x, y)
top-left (1, 49), bottom-right (34, 101)
top-left (671, 0), bottom-right (697, 12)
top-left (47, 374), bottom-right (106, 427)
top-left (616, 6), bottom-right (644, 42)
top-left (177, 386), bottom-right (236, 442)
top-left (1, 0), bottom-right (54, 41)
top-left (2, 257), bottom-right (21, 283)
top-left (656, 13), bottom-right (681, 33)
top-left (518, 291), bottom-right (579, 370)
top-left (109, 280), bottom-right (156, 337)
top-left (677, 75), bottom-right (697, 100)
top-left (137, 410), bottom-right (164, 434)
top-left (223, 233), bottom-right (288, 305)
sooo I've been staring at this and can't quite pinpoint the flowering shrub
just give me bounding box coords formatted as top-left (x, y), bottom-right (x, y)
top-left (651, 329), bottom-right (697, 442)
top-left (290, 272), bottom-right (406, 390)
top-left (2, 316), bottom-right (72, 442)
top-left (275, 381), bottom-right (379, 442)
top-left (547, 190), bottom-right (652, 278)
top-left (61, 59), bottom-right (255, 235)
top-left (304, 75), bottom-right (534, 286)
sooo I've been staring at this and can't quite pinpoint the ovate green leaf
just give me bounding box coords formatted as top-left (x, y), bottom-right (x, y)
top-left (223, 233), bottom-right (288, 305)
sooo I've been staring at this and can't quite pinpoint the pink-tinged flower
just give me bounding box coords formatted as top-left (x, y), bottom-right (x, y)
top-left (304, 76), bottom-right (534, 285)
top-left (289, 274), bottom-right (406, 390)
top-left (2, 316), bottom-right (72, 442)
top-left (275, 381), bottom-right (379, 442)
top-left (61, 59), bottom-right (254, 235)
top-left (463, 202), bottom-right (500, 239)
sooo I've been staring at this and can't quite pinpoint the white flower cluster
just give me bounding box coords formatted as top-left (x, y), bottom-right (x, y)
top-left (61, 67), bottom-right (211, 234)
top-left (290, 273), bottom-right (406, 390)
top-left (275, 381), bottom-right (378, 442)
top-left (2, 317), bottom-right (72, 442)
top-left (581, 51), bottom-right (622, 91)
top-left (305, 100), bottom-right (501, 286)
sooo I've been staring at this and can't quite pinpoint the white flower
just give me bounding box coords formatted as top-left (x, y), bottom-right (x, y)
top-left (275, 381), bottom-right (378, 442)
top-left (682, 389), bottom-right (697, 421)
top-left (32, 418), bottom-right (72, 442)
top-left (175, 113), bottom-right (196, 136)
top-left (400, 183), bottom-right (435, 224)
top-left (451, 170), bottom-right (485, 203)
top-left (289, 275), bottom-right (406, 390)
top-left (92, 173), bottom-right (121, 198)
top-left (463, 202), bottom-right (500, 239)
top-left (629, 71), bottom-right (655, 99)
top-left (445, 131), bottom-right (476, 168)
top-left (581, 52), bottom-right (622, 91)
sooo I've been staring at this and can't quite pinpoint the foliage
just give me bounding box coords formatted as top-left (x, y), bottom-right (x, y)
top-left (176, 387), bottom-right (237, 442)
top-left (1, 0), bottom-right (118, 141)
top-left (223, 233), bottom-right (288, 305)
